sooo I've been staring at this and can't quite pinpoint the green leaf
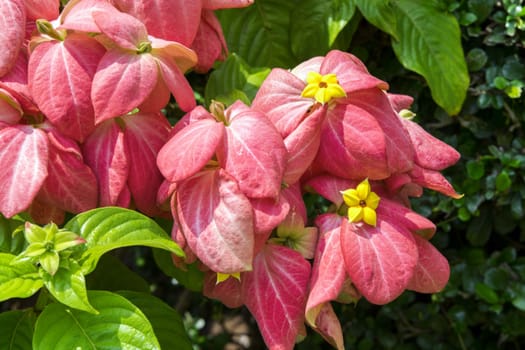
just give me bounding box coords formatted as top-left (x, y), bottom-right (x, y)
top-left (118, 291), bottom-right (193, 350)
top-left (86, 253), bottom-right (150, 293)
top-left (153, 249), bottom-right (204, 292)
top-left (204, 53), bottom-right (270, 106)
top-left (354, 0), bottom-right (398, 38)
top-left (466, 204), bottom-right (492, 246)
top-left (0, 215), bottom-right (26, 254)
top-left (391, 0), bottom-right (469, 115)
top-left (475, 282), bottom-right (500, 304)
top-left (217, 0), bottom-right (299, 68)
top-left (0, 310), bottom-right (35, 350)
top-left (466, 159), bottom-right (485, 179)
top-left (290, 0), bottom-right (356, 61)
top-left (33, 291), bottom-right (160, 350)
top-left (0, 253), bottom-right (43, 302)
top-left (495, 171), bottom-right (512, 191)
top-left (43, 260), bottom-right (97, 314)
top-left (64, 207), bottom-right (183, 274)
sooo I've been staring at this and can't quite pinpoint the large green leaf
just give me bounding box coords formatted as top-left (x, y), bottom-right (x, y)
top-left (217, 0), bottom-right (299, 68)
top-left (86, 253), bottom-right (150, 293)
top-left (290, 0), bottom-right (356, 61)
top-left (33, 290), bottom-right (160, 350)
top-left (0, 310), bottom-right (35, 350)
top-left (118, 291), bottom-right (193, 350)
top-left (0, 215), bottom-right (26, 254)
top-left (153, 248), bottom-right (204, 292)
top-left (64, 207), bottom-right (183, 274)
top-left (0, 253), bottom-right (43, 302)
top-left (43, 260), bottom-right (97, 314)
top-left (391, 0), bottom-right (469, 115)
top-left (353, 0), bottom-right (398, 38)
top-left (204, 53), bottom-right (270, 106)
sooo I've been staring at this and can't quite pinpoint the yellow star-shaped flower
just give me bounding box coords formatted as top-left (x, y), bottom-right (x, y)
top-left (341, 178), bottom-right (380, 227)
top-left (216, 271), bottom-right (241, 284)
top-left (301, 72), bottom-right (346, 104)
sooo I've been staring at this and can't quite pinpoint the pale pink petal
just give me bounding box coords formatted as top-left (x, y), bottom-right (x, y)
top-left (406, 234), bottom-right (450, 293)
top-left (242, 244), bottom-right (311, 350)
top-left (0, 124), bottom-right (48, 217)
top-left (40, 129), bottom-right (98, 213)
top-left (379, 197), bottom-right (436, 239)
top-left (28, 33), bottom-right (105, 141)
top-left (123, 112), bottom-right (171, 216)
top-left (252, 68), bottom-right (315, 138)
top-left (387, 93), bottom-right (414, 112)
top-left (250, 196), bottom-right (290, 235)
top-left (176, 169), bottom-right (254, 273)
top-left (112, 0), bottom-right (202, 46)
top-left (92, 7), bottom-right (148, 49)
top-left (137, 77), bottom-right (170, 113)
top-left (306, 214), bottom-right (346, 325)
top-left (0, 0), bottom-right (25, 77)
top-left (92, 50), bottom-right (158, 123)
top-left (60, 0), bottom-right (119, 33)
top-left (218, 101), bottom-right (287, 198)
top-left (157, 118), bottom-right (224, 183)
top-left (24, 0), bottom-right (59, 20)
top-left (320, 50), bottom-right (388, 93)
top-left (155, 53), bottom-right (196, 112)
top-left (340, 214), bottom-right (418, 305)
top-left (290, 56), bottom-right (324, 81)
top-left (83, 119), bottom-right (130, 207)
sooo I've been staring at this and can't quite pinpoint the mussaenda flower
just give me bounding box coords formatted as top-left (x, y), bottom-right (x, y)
top-left (341, 178), bottom-right (380, 226)
top-left (301, 72), bottom-right (346, 104)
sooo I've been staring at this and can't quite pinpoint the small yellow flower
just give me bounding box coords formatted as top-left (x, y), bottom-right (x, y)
top-left (301, 72), bottom-right (346, 104)
top-left (216, 272), bottom-right (241, 284)
top-left (341, 179), bottom-right (380, 227)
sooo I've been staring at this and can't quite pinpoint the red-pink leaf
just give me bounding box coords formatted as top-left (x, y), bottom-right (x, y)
top-left (305, 175), bottom-right (353, 207)
top-left (0, 51), bottom-right (38, 115)
top-left (0, 0), bottom-right (25, 77)
top-left (83, 119), bottom-right (130, 208)
top-left (0, 88), bottom-right (22, 124)
top-left (155, 52), bottom-right (196, 112)
top-left (387, 93), bottom-right (414, 112)
top-left (176, 169), bottom-right (254, 273)
top-left (252, 68), bottom-right (315, 138)
top-left (218, 101), bottom-right (287, 198)
top-left (24, 0), bottom-right (59, 20)
top-left (401, 117), bottom-right (460, 170)
top-left (0, 124), bottom-right (48, 217)
top-left (202, 0), bottom-right (253, 9)
top-left (311, 303), bottom-right (344, 350)
top-left (340, 213), bottom-right (418, 305)
top-left (92, 7), bottom-right (148, 50)
top-left (306, 214), bottom-right (346, 325)
top-left (379, 197), bottom-right (436, 239)
top-left (28, 33), bottom-right (105, 141)
top-left (39, 129), bottom-right (98, 213)
top-left (409, 164), bottom-right (462, 198)
top-left (250, 195), bottom-right (290, 235)
top-left (320, 50), bottom-right (388, 93)
top-left (112, 0), bottom-right (202, 46)
top-left (407, 234), bottom-right (450, 293)
top-left (123, 112), bottom-right (171, 216)
top-left (28, 198), bottom-right (65, 225)
top-left (282, 106), bottom-right (324, 184)
top-left (242, 244), bottom-right (311, 350)
top-left (202, 270), bottom-right (244, 308)
top-left (157, 118), bottom-right (224, 183)
top-left (190, 10), bottom-right (226, 73)
top-left (92, 49), bottom-right (158, 123)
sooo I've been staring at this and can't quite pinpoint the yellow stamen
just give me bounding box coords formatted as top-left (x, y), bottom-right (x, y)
top-left (301, 72), bottom-right (346, 104)
top-left (341, 179), bottom-right (380, 227)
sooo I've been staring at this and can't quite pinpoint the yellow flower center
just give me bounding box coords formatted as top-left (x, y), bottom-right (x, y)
top-left (301, 72), bottom-right (347, 104)
top-left (340, 178), bottom-right (380, 227)
top-left (216, 272), bottom-right (241, 284)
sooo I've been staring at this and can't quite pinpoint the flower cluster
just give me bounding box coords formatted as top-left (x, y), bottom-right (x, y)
top-left (0, 1), bottom-right (460, 349)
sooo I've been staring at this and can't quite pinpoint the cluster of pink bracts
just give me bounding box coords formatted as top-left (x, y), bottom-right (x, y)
top-left (0, 1), bottom-right (461, 349)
